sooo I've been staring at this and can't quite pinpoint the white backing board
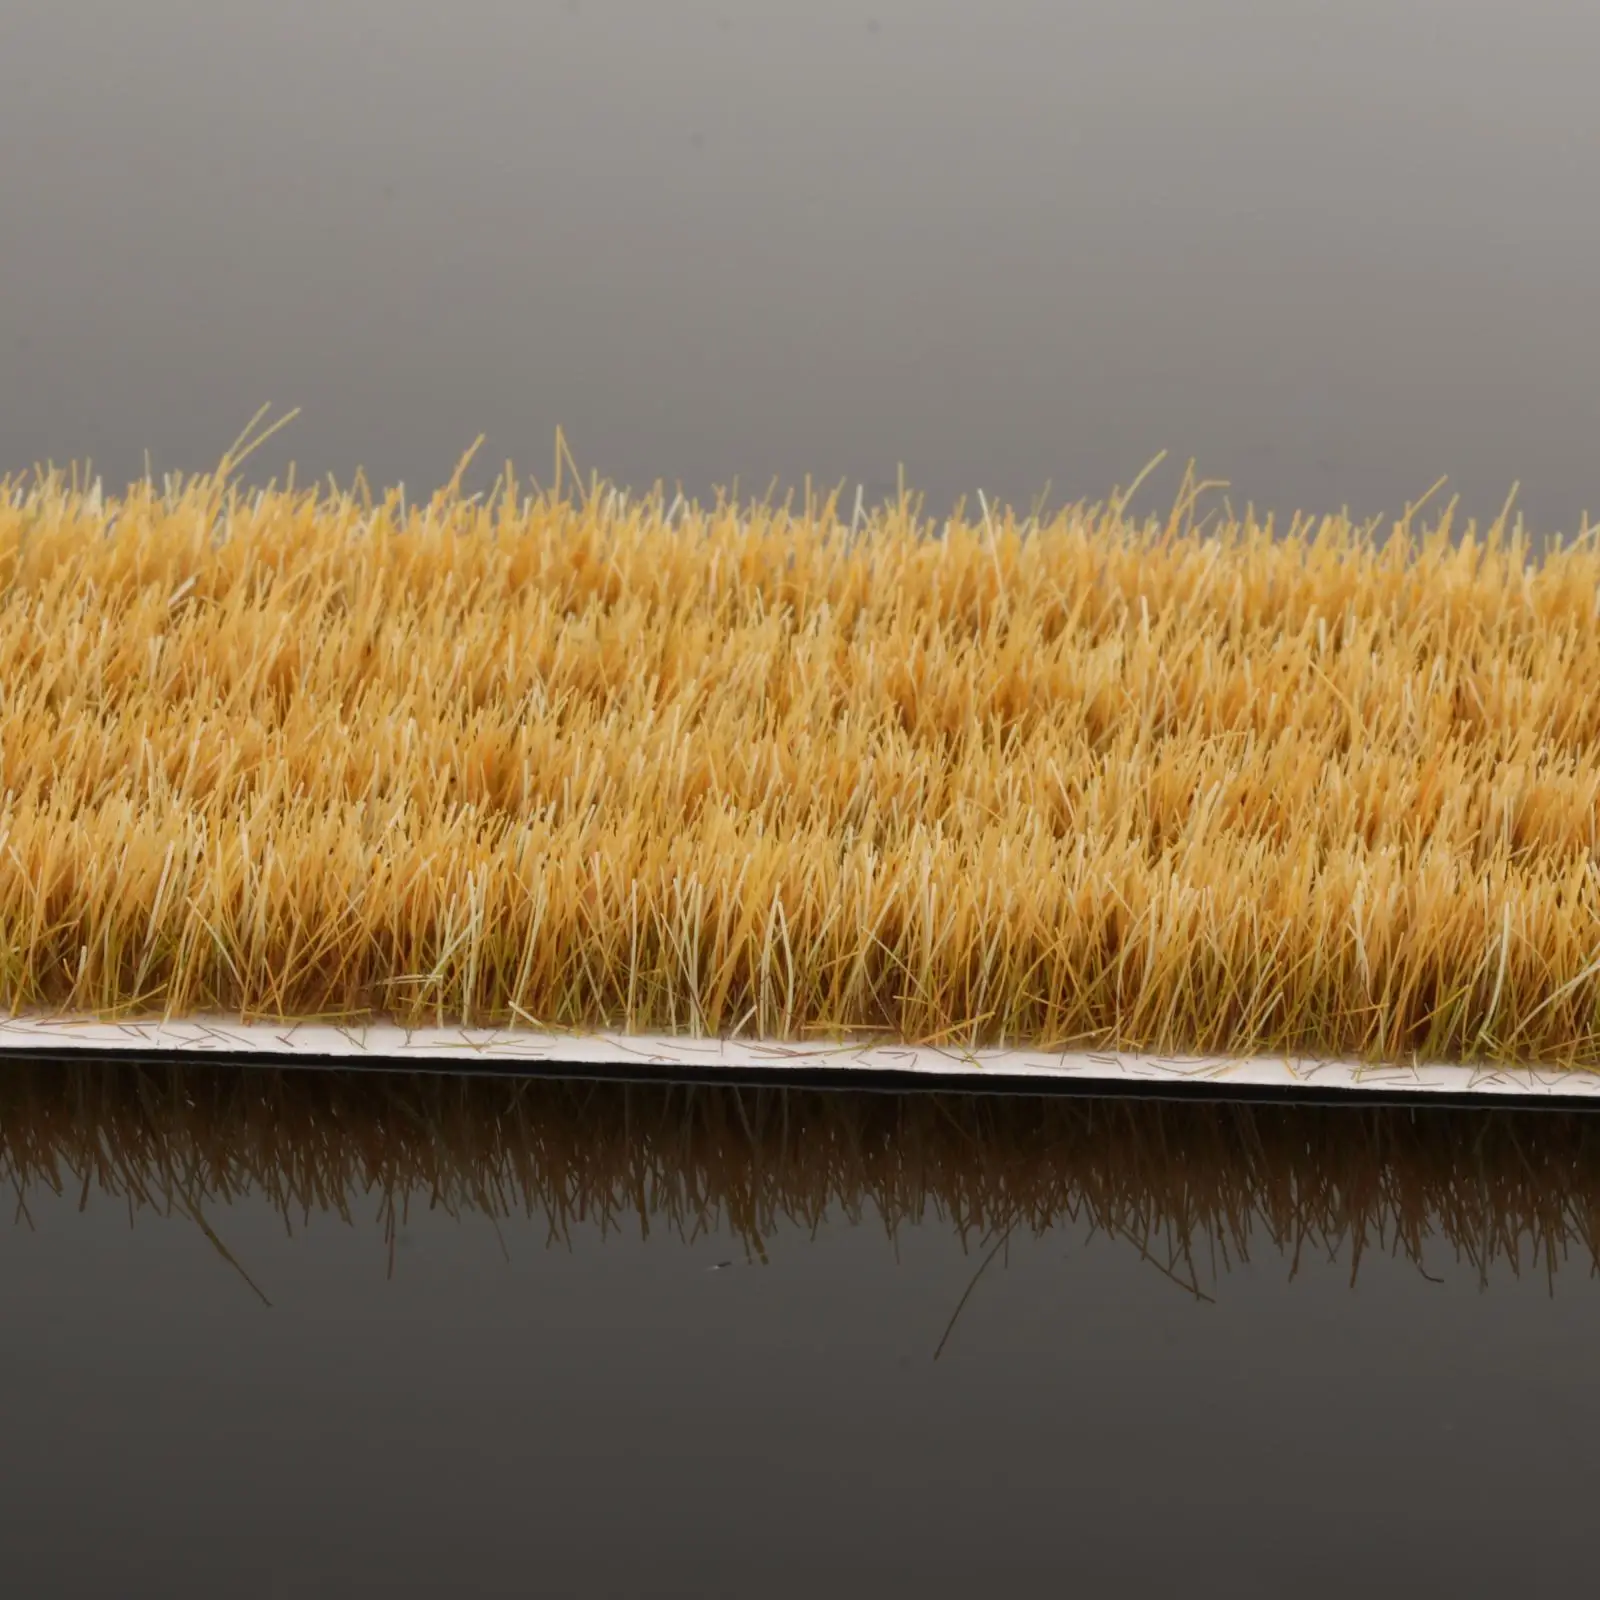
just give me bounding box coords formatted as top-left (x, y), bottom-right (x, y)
top-left (3, 1012), bottom-right (1599, 1100)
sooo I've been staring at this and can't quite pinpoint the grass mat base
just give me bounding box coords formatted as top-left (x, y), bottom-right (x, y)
top-left (5, 1014), bottom-right (1600, 1104)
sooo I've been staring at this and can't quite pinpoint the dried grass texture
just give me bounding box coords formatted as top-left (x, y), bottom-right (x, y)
top-left (5, 1064), bottom-right (1600, 1295)
top-left (4, 444), bottom-right (1600, 1062)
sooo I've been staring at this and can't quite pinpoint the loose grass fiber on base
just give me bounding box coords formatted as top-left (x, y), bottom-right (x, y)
top-left (4, 427), bottom-right (1600, 1067)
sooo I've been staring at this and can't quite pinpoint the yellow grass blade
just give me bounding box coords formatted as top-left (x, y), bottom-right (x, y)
top-left (2, 455), bottom-right (1599, 1066)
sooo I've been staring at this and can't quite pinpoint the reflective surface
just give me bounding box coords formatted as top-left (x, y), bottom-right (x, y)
top-left (3, 1), bottom-right (1599, 532)
top-left (3, 1065), bottom-right (1600, 1595)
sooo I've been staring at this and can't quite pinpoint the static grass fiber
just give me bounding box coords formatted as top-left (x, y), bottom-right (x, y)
top-left (4, 426), bottom-right (1599, 1067)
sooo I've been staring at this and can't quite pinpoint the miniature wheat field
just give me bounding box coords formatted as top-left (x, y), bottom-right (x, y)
top-left (4, 423), bottom-right (1599, 1067)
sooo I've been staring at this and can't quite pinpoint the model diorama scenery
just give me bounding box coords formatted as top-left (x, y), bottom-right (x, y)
top-left (7, 421), bottom-right (1597, 1095)
top-left (6, 4), bottom-right (1600, 1595)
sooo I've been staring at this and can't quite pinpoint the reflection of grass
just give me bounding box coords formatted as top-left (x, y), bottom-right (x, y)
top-left (5, 1061), bottom-right (1600, 1293)
top-left (4, 424), bottom-right (1600, 1064)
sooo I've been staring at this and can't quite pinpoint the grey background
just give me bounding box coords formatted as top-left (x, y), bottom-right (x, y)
top-left (3, 0), bottom-right (1598, 530)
